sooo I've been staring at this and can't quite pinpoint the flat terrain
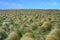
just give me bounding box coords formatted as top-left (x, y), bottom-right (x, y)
top-left (0, 10), bottom-right (60, 40)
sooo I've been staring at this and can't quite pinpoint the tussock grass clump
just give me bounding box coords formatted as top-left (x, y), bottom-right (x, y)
top-left (6, 28), bottom-right (22, 40)
top-left (31, 21), bottom-right (42, 27)
top-left (20, 32), bottom-right (34, 40)
top-left (20, 36), bottom-right (34, 40)
top-left (46, 27), bottom-right (60, 40)
top-left (40, 21), bottom-right (53, 32)
top-left (0, 27), bottom-right (7, 40)
top-left (40, 18), bottom-right (46, 23)
top-left (20, 24), bottom-right (31, 34)
top-left (27, 17), bottom-right (33, 24)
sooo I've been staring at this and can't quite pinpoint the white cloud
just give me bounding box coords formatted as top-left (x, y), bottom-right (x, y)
top-left (17, 4), bottom-right (22, 7)
top-left (52, 1), bottom-right (57, 5)
top-left (40, 1), bottom-right (58, 6)
top-left (0, 1), bottom-right (23, 9)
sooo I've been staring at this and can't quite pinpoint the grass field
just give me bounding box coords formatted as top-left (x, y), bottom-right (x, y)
top-left (0, 9), bottom-right (60, 40)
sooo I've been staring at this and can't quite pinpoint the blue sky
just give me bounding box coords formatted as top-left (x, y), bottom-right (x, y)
top-left (0, 0), bottom-right (60, 9)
